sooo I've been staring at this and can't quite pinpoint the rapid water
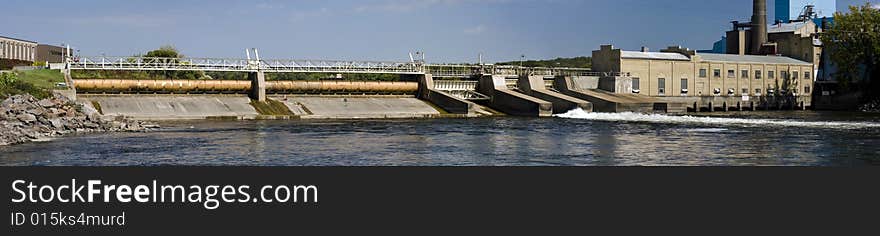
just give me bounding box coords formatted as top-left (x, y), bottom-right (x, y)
top-left (556, 109), bottom-right (880, 129)
top-left (1, 111), bottom-right (878, 166)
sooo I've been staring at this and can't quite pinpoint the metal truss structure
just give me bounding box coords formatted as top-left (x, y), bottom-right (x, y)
top-left (425, 64), bottom-right (604, 78)
top-left (433, 80), bottom-right (490, 101)
top-left (66, 56), bottom-right (623, 78)
top-left (67, 56), bottom-right (425, 74)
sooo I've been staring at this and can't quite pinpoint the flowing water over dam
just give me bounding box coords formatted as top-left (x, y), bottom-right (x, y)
top-left (1, 111), bottom-right (878, 166)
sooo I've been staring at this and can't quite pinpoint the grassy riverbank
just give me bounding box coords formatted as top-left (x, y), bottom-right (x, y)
top-left (0, 69), bottom-right (65, 99)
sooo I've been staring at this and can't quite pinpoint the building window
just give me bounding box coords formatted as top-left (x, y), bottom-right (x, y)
top-left (793, 71), bottom-right (799, 79)
top-left (781, 71), bottom-right (789, 79)
top-left (699, 69), bottom-right (707, 78)
top-left (680, 78), bottom-right (688, 95)
top-left (741, 70), bottom-right (749, 79)
top-left (658, 78), bottom-right (666, 95)
top-left (805, 86), bottom-right (811, 94)
top-left (742, 88), bottom-right (749, 95)
top-left (713, 69), bottom-right (721, 78)
top-left (755, 70), bottom-right (762, 79)
top-left (755, 89), bottom-right (762, 95)
top-left (727, 70), bottom-right (735, 78)
top-left (714, 88), bottom-right (721, 95)
top-left (768, 71), bottom-right (775, 79)
top-left (728, 88), bottom-right (735, 96)
top-left (632, 78), bottom-right (640, 93)
top-left (805, 72), bottom-right (811, 80)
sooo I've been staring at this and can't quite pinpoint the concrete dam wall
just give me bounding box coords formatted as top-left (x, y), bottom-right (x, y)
top-left (80, 95), bottom-right (259, 120)
top-left (272, 95), bottom-right (441, 119)
top-left (73, 79), bottom-right (448, 120)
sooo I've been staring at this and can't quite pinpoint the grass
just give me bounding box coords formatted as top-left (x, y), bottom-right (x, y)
top-left (250, 99), bottom-right (295, 116)
top-left (1, 70), bottom-right (63, 99)
top-left (14, 69), bottom-right (65, 90)
top-left (91, 101), bottom-right (104, 114)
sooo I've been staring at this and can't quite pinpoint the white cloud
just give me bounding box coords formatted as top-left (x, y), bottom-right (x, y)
top-left (255, 3), bottom-right (285, 10)
top-left (290, 8), bottom-right (331, 23)
top-left (355, 0), bottom-right (511, 13)
top-left (69, 15), bottom-right (174, 28)
top-left (464, 25), bottom-right (487, 34)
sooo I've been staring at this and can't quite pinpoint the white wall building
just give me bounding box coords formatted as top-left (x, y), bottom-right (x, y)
top-left (0, 36), bottom-right (38, 62)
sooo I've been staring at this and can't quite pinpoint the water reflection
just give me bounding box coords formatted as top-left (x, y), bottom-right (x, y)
top-left (1, 111), bottom-right (878, 166)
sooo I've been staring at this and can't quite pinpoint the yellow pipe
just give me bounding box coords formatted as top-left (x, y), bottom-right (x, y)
top-left (73, 79), bottom-right (419, 93)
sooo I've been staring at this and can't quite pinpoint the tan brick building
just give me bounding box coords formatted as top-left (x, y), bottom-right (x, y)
top-left (593, 45), bottom-right (814, 100)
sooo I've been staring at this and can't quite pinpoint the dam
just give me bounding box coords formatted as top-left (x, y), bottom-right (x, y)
top-left (60, 50), bottom-right (815, 120)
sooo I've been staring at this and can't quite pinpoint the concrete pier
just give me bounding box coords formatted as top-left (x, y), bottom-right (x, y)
top-left (249, 71), bottom-right (266, 101)
top-left (553, 76), bottom-right (655, 113)
top-left (417, 74), bottom-right (479, 115)
top-left (477, 75), bottom-right (552, 117)
top-left (517, 75), bottom-right (592, 113)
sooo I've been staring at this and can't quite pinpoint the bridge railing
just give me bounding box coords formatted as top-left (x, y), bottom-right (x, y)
top-left (426, 64), bottom-right (600, 77)
top-left (70, 56), bottom-right (253, 71)
top-left (67, 56), bottom-right (630, 77)
top-left (69, 56), bottom-right (424, 74)
top-left (262, 59), bottom-right (423, 74)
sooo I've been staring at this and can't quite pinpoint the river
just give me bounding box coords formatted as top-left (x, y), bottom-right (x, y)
top-left (1, 110), bottom-right (878, 166)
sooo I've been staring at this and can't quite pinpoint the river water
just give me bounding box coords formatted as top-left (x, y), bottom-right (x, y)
top-left (1, 110), bottom-right (879, 166)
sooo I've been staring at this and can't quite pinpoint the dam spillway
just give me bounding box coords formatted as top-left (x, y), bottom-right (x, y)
top-left (72, 78), bottom-right (446, 120)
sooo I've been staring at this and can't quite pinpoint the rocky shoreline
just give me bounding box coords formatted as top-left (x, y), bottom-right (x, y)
top-left (1, 93), bottom-right (151, 146)
top-left (859, 98), bottom-right (880, 112)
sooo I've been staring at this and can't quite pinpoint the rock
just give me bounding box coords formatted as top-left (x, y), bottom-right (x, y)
top-left (0, 94), bottom-right (150, 146)
top-left (79, 102), bottom-right (100, 117)
top-left (38, 99), bottom-right (56, 108)
top-left (16, 113), bottom-right (37, 123)
top-left (48, 118), bottom-right (64, 128)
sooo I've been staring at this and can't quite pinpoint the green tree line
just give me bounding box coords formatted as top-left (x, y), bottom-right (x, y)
top-left (821, 3), bottom-right (880, 98)
top-left (496, 56), bottom-right (591, 68)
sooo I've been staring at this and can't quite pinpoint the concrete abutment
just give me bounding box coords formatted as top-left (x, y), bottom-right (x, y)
top-left (477, 75), bottom-right (552, 117)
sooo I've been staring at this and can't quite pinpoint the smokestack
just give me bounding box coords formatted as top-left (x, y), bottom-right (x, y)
top-left (751, 0), bottom-right (768, 55)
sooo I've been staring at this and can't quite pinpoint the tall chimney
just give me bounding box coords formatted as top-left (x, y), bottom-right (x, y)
top-left (751, 0), bottom-right (768, 55)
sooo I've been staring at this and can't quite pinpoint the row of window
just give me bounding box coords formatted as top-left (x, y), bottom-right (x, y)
top-left (631, 78), bottom-right (811, 96)
top-left (698, 69), bottom-right (810, 80)
top-left (708, 87), bottom-right (811, 95)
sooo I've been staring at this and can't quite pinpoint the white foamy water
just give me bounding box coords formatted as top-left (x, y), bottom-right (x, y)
top-left (686, 128), bottom-right (729, 133)
top-left (555, 109), bottom-right (880, 129)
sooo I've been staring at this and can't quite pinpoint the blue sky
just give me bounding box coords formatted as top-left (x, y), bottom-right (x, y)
top-left (1, 0), bottom-right (877, 63)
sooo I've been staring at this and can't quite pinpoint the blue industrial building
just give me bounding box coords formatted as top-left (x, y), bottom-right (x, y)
top-left (775, 0), bottom-right (837, 23)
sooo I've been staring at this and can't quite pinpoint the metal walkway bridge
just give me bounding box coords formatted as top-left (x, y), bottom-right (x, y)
top-left (66, 56), bottom-right (598, 77)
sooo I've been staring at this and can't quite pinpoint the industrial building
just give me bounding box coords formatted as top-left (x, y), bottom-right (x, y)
top-left (36, 44), bottom-right (66, 63)
top-left (589, 0), bottom-right (815, 111)
top-left (593, 45), bottom-right (814, 98)
top-left (776, 0), bottom-right (836, 23)
top-left (726, 15), bottom-right (823, 73)
top-left (0, 36), bottom-right (38, 62)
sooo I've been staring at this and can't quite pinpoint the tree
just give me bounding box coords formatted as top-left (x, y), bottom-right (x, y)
top-left (821, 4), bottom-right (880, 95)
top-left (145, 45), bottom-right (183, 58)
top-left (497, 56), bottom-right (592, 68)
top-left (141, 45), bottom-right (205, 80)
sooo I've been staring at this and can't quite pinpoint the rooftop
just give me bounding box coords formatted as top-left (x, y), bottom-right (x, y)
top-left (698, 53), bottom-right (812, 65)
top-left (617, 48), bottom-right (811, 65)
top-left (0, 35), bottom-right (38, 44)
top-left (620, 51), bottom-right (691, 61)
top-left (768, 21), bottom-right (809, 34)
